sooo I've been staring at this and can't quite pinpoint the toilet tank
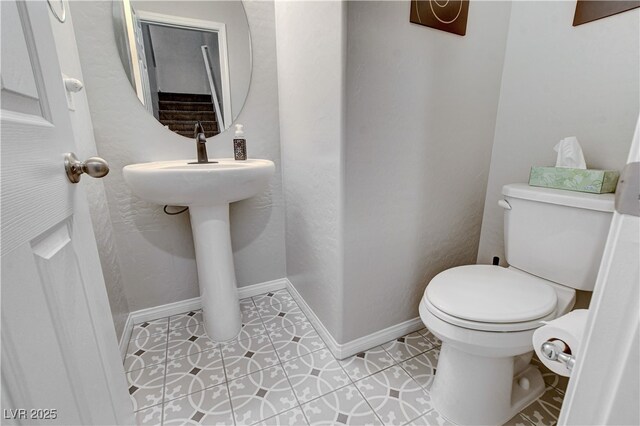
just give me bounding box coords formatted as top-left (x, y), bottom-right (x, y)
top-left (502, 183), bottom-right (615, 291)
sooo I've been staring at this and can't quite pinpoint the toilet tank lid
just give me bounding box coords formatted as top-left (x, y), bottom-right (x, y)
top-left (502, 183), bottom-right (615, 212)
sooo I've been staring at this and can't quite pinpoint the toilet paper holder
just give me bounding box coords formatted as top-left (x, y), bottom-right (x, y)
top-left (541, 341), bottom-right (576, 371)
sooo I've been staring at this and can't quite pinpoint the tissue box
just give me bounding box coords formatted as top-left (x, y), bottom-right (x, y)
top-left (529, 167), bottom-right (619, 194)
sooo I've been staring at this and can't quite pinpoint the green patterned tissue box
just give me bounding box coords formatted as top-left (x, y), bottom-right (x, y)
top-left (529, 167), bottom-right (619, 194)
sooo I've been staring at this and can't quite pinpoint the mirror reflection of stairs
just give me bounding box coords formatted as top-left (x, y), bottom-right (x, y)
top-left (157, 92), bottom-right (219, 138)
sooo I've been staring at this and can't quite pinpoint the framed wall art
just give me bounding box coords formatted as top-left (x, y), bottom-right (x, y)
top-left (573, 0), bottom-right (640, 26)
top-left (410, 0), bottom-right (470, 36)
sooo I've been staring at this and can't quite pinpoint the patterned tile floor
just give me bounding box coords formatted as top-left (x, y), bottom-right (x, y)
top-left (123, 289), bottom-right (567, 425)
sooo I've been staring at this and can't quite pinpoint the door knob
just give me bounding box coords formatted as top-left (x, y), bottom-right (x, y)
top-left (65, 152), bottom-right (109, 183)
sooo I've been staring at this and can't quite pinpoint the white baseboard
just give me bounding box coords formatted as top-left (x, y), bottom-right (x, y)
top-left (237, 278), bottom-right (288, 299)
top-left (132, 297), bottom-right (202, 324)
top-left (119, 278), bottom-right (288, 358)
top-left (338, 316), bottom-right (425, 359)
top-left (118, 276), bottom-right (422, 361)
top-left (285, 278), bottom-right (424, 359)
top-left (284, 279), bottom-right (343, 357)
top-left (119, 314), bottom-right (134, 361)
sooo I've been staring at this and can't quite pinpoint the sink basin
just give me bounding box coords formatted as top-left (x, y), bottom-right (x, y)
top-left (122, 159), bottom-right (275, 206)
top-left (123, 158), bottom-right (275, 341)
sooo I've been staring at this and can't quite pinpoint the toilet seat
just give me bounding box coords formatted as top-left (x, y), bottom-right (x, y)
top-left (425, 265), bottom-right (558, 332)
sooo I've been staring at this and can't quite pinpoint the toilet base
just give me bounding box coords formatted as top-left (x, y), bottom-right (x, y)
top-left (431, 343), bottom-right (545, 425)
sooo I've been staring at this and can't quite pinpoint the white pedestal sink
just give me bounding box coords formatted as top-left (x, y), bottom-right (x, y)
top-left (123, 159), bottom-right (275, 341)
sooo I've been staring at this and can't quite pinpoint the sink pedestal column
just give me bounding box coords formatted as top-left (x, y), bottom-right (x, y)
top-left (189, 204), bottom-right (242, 341)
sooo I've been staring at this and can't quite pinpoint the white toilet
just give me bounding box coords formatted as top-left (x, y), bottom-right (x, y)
top-left (419, 183), bottom-right (615, 425)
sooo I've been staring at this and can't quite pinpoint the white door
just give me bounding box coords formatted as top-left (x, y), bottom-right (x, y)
top-left (1, 1), bottom-right (133, 424)
top-left (130, 6), bottom-right (153, 113)
top-left (558, 116), bottom-right (640, 425)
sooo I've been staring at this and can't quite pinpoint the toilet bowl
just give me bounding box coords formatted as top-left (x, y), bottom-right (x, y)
top-left (420, 265), bottom-right (575, 425)
top-left (419, 184), bottom-right (615, 425)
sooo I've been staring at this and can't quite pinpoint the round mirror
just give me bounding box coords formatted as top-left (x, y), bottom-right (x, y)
top-left (112, 1), bottom-right (252, 138)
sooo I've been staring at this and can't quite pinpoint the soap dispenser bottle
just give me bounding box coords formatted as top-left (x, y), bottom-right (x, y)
top-left (233, 124), bottom-right (247, 160)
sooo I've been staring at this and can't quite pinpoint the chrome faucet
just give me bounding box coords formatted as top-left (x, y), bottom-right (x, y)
top-left (194, 121), bottom-right (209, 164)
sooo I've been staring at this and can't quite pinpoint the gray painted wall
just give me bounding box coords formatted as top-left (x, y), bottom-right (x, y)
top-left (342, 1), bottom-right (512, 342)
top-left (275, 1), bottom-right (511, 345)
top-left (275, 1), bottom-right (347, 342)
top-left (71, 0), bottom-right (286, 313)
top-left (51, 2), bottom-right (130, 340)
top-left (477, 1), bottom-right (640, 265)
